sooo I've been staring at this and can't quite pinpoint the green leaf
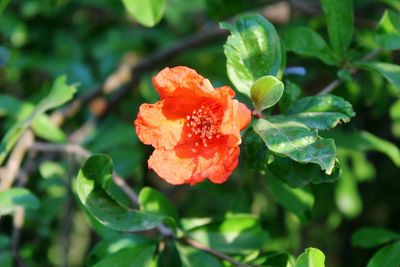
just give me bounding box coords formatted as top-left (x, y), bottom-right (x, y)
top-left (376, 9), bottom-right (400, 50)
top-left (268, 154), bottom-right (340, 188)
top-left (94, 243), bottom-right (156, 267)
top-left (0, 188), bottom-right (40, 216)
top-left (367, 241), bottom-right (400, 267)
top-left (139, 187), bottom-right (179, 222)
top-left (326, 130), bottom-right (400, 167)
top-left (285, 27), bottom-right (335, 65)
top-left (285, 94), bottom-right (355, 130)
top-left (0, 94), bottom-right (66, 143)
top-left (178, 245), bottom-right (223, 267)
top-left (76, 154), bottom-right (165, 232)
top-left (267, 173), bottom-right (314, 223)
top-left (187, 214), bottom-right (268, 254)
top-left (88, 235), bottom-right (153, 266)
top-left (250, 75), bottom-right (284, 111)
top-left (355, 62), bottom-right (400, 93)
top-left (352, 228), bottom-right (400, 249)
top-left (321, 0), bottom-right (354, 59)
top-left (0, 76), bottom-right (76, 165)
top-left (221, 14), bottom-right (282, 96)
top-left (279, 80), bottom-right (302, 113)
top-left (157, 240), bottom-right (182, 267)
top-left (335, 158), bottom-right (362, 219)
top-left (295, 248), bottom-right (326, 267)
top-left (253, 118), bottom-right (336, 174)
top-left (122, 0), bottom-right (165, 27)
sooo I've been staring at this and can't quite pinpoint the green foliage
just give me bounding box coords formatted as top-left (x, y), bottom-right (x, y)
top-left (254, 118), bottom-right (337, 174)
top-left (221, 14), bottom-right (282, 97)
top-left (285, 27), bottom-right (335, 65)
top-left (187, 214), bottom-right (269, 254)
top-left (250, 75), bottom-right (284, 111)
top-left (0, 76), bottom-right (76, 165)
top-left (352, 227), bottom-right (400, 248)
top-left (122, 0), bottom-right (165, 27)
top-left (321, 0), bottom-right (354, 60)
top-left (76, 154), bottom-right (165, 232)
top-left (267, 173), bottom-right (314, 223)
top-left (1, 1), bottom-right (400, 266)
top-left (0, 188), bottom-right (40, 215)
top-left (355, 62), bottom-right (400, 93)
top-left (295, 248), bottom-right (326, 267)
top-left (285, 95), bottom-right (355, 130)
top-left (367, 242), bottom-right (400, 267)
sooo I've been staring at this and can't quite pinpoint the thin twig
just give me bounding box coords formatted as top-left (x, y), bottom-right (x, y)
top-left (180, 236), bottom-right (255, 267)
top-left (318, 48), bottom-right (383, 95)
top-left (0, 130), bottom-right (34, 191)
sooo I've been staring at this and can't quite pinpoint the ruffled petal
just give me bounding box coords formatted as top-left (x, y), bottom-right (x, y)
top-left (148, 148), bottom-right (198, 185)
top-left (236, 102), bottom-right (251, 131)
top-left (135, 101), bottom-right (185, 150)
top-left (148, 137), bottom-right (240, 185)
top-left (153, 66), bottom-right (215, 99)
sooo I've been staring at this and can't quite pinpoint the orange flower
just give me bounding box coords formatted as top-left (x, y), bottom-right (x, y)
top-left (134, 66), bottom-right (251, 185)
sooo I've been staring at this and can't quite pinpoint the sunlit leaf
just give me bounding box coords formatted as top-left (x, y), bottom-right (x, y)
top-left (122, 0), bottom-right (165, 27)
top-left (0, 188), bottom-right (40, 216)
top-left (250, 75), bottom-right (284, 111)
top-left (76, 154), bottom-right (165, 232)
top-left (254, 118), bottom-right (336, 174)
top-left (295, 248), bottom-right (326, 267)
top-left (221, 14), bottom-right (282, 96)
top-left (285, 94), bottom-right (355, 130)
top-left (187, 214), bottom-right (268, 254)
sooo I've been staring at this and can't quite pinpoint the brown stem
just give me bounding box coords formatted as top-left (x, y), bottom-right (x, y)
top-left (318, 48), bottom-right (383, 95)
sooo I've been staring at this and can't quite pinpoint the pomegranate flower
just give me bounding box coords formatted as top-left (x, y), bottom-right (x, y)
top-left (134, 66), bottom-right (251, 185)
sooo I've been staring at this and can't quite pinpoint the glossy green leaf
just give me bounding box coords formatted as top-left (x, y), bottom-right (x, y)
top-left (285, 94), bottom-right (355, 130)
top-left (187, 214), bottom-right (268, 254)
top-left (0, 76), bottom-right (75, 165)
top-left (221, 14), bottom-right (282, 96)
top-left (253, 118), bottom-right (336, 174)
top-left (139, 187), bottom-right (179, 222)
top-left (76, 154), bottom-right (165, 232)
top-left (268, 154), bottom-right (340, 188)
top-left (326, 130), bottom-right (400, 166)
top-left (352, 227), bottom-right (400, 249)
top-left (178, 245), bottom-right (222, 267)
top-left (367, 241), bottom-right (400, 267)
top-left (355, 62), bottom-right (400, 92)
top-left (250, 75), bottom-right (284, 111)
top-left (267, 173), bottom-right (314, 223)
top-left (94, 243), bottom-right (156, 267)
top-left (0, 188), bottom-right (40, 216)
top-left (321, 0), bottom-right (354, 59)
top-left (285, 27), bottom-right (335, 65)
top-left (295, 248), bottom-right (326, 267)
top-left (122, 0), bottom-right (165, 27)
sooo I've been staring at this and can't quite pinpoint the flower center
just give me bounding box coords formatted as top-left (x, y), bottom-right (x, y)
top-left (186, 104), bottom-right (221, 148)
